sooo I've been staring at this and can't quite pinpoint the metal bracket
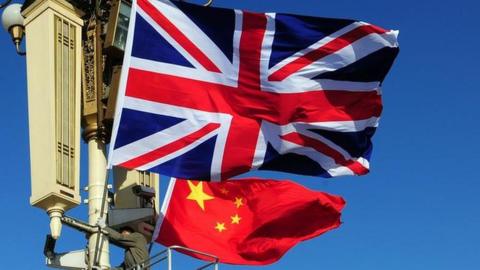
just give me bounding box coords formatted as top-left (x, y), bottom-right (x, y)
top-left (61, 216), bottom-right (103, 235)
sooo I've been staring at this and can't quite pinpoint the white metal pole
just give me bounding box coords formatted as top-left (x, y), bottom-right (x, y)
top-left (87, 138), bottom-right (110, 269)
top-left (168, 248), bottom-right (172, 270)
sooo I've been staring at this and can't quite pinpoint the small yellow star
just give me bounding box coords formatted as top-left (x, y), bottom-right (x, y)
top-left (215, 222), bottom-right (226, 232)
top-left (186, 180), bottom-right (214, 211)
top-left (234, 197), bottom-right (244, 208)
top-left (219, 187), bottom-right (229, 195)
top-left (231, 214), bottom-right (241, 224)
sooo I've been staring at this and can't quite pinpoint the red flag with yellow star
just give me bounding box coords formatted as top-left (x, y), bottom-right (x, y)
top-left (153, 178), bottom-right (345, 265)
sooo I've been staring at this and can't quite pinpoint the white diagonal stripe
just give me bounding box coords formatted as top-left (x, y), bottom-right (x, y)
top-left (262, 31), bottom-right (398, 93)
top-left (267, 21), bottom-right (366, 75)
top-left (149, 0), bottom-right (234, 74)
top-left (292, 31), bottom-right (398, 79)
top-left (136, 126), bottom-right (219, 171)
top-left (112, 118), bottom-right (210, 165)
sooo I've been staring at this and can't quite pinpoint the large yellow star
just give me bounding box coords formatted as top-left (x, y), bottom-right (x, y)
top-left (186, 181), bottom-right (214, 211)
top-left (215, 222), bottom-right (226, 232)
top-left (234, 197), bottom-right (244, 208)
top-left (231, 214), bottom-right (241, 224)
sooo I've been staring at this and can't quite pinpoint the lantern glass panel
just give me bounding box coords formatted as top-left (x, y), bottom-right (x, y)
top-left (113, 2), bottom-right (131, 52)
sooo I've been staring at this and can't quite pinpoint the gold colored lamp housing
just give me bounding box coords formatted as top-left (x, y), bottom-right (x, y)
top-left (21, 0), bottom-right (84, 239)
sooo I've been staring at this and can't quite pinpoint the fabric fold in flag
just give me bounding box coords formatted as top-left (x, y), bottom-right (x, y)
top-left (153, 178), bottom-right (346, 265)
top-left (108, 0), bottom-right (399, 180)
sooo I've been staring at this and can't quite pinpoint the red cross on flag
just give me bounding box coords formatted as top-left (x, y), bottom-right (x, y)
top-left (108, 0), bottom-right (399, 180)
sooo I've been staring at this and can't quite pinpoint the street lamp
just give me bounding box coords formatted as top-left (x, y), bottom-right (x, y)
top-left (1, 3), bottom-right (25, 55)
top-left (19, 0), bottom-right (84, 241)
top-left (1, 0), bottom-right (160, 268)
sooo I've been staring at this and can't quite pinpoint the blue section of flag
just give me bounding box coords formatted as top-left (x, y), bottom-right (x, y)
top-left (363, 144), bottom-right (373, 161)
top-left (149, 135), bottom-right (217, 179)
top-left (313, 47), bottom-right (400, 82)
top-left (269, 14), bottom-right (353, 68)
top-left (259, 143), bottom-right (331, 177)
top-left (308, 127), bottom-right (376, 158)
top-left (114, 108), bottom-right (185, 149)
top-left (132, 14), bottom-right (194, 67)
top-left (174, 1), bottom-right (235, 62)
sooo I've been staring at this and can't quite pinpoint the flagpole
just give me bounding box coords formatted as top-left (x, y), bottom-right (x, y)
top-left (82, 8), bottom-right (111, 268)
top-left (85, 130), bottom-right (110, 269)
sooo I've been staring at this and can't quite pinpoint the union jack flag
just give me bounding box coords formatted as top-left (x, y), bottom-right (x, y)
top-left (108, 0), bottom-right (399, 181)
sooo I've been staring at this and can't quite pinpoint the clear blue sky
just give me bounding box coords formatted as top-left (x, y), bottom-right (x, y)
top-left (0, 0), bottom-right (479, 269)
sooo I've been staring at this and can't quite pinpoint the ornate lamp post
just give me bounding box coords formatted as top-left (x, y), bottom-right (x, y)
top-left (2, 0), bottom-right (85, 242)
top-left (1, 0), bottom-right (160, 269)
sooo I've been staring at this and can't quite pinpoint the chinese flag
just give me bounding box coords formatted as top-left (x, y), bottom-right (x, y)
top-left (154, 178), bottom-right (345, 265)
